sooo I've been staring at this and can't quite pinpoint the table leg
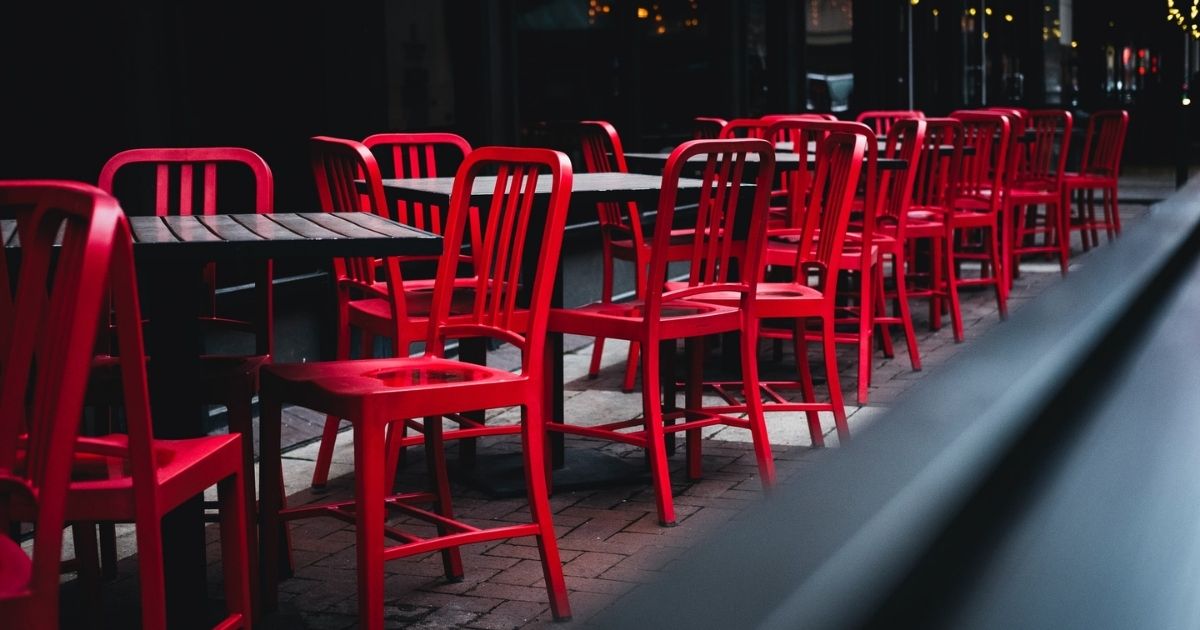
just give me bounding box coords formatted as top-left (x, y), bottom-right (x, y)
top-left (140, 262), bottom-right (209, 629)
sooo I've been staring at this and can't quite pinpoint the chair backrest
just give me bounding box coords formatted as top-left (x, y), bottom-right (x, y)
top-left (0, 181), bottom-right (124, 623)
top-left (763, 113), bottom-right (839, 122)
top-left (576, 121), bottom-right (648, 254)
top-left (718, 118), bottom-right (772, 140)
top-left (1021, 109), bottom-right (1073, 185)
top-left (785, 131), bottom-right (869, 291)
top-left (876, 118), bottom-right (928, 241)
top-left (362, 132), bottom-right (472, 235)
top-left (310, 136), bottom-right (396, 294)
top-left (644, 138), bottom-right (776, 318)
top-left (692, 117), bottom-right (728, 139)
top-left (911, 118), bottom-right (965, 212)
top-left (764, 119), bottom-right (877, 238)
top-left (98, 147), bottom-right (273, 216)
top-left (1079, 109), bottom-right (1130, 178)
top-left (855, 110), bottom-right (925, 136)
top-left (949, 110), bottom-right (1010, 206)
top-left (414, 147), bottom-right (573, 380)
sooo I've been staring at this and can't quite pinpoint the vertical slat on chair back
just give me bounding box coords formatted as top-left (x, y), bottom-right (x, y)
top-left (310, 136), bottom-right (396, 290)
top-left (877, 118), bottom-right (927, 242)
top-left (1082, 110), bottom-right (1130, 177)
top-left (950, 111), bottom-right (1010, 202)
top-left (362, 132), bottom-right (472, 236)
top-left (0, 181), bottom-right (123, 621)
top-left (425, 147), bottom-right (573, 377)
top-left (646, 138), bottom-right (775, 313)
top-left (1023, 109), bottom-right (1073, 184)
top-left (911, 118), bottom-right (965, 212)
top-left (800, 132), bottom-right (868, 290)
top-left (856, 110), bottom-right (925, 136)
top-left (98, 147), bottom-right (273, 215)
top-left (718, 118), bottom-right (771, 140)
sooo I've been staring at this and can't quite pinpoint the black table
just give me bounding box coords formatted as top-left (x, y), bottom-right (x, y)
top-left (13, 211), bottom-right (439, 628)
top-left (376, 172), bottom-right (719, 494)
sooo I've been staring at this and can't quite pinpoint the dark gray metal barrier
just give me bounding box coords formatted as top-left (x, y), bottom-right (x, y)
top-left (592, 176), bottom-right (1200, 629)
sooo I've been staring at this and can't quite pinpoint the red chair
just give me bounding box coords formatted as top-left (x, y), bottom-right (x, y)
top-left (96, 146), bottom-right (270, 576)
top-left (1006, 109), bottom-right (1073, 279)
top-left (259, 147), bottom-right (574, 630)
top-left (548, 138), bottom-right (778, 526)
top-left (1063, 110), bottom-right (1129, 250)
top-left (692, 116), bottom-right (727, 139)
top-left (718, 118), bottom-right (772, 140)
top-left (308, 133), bottom-right (478, 488)
top-left (0, 181), bottom-right (124, 630)
top-left (856, 110), bottom-right (925, 136)
top-left (867, 118), bottom-right (927, 373)
top-left (904, 118), bottom-right (966, 337)
top-left (1, 181), bottom-right (254, 630)
top-left (696, 132), bottom-right (867, 446)
top-left (763, 119), bottom-right (881, 405)
top-left (935, 110), bottom-right (1010, 339)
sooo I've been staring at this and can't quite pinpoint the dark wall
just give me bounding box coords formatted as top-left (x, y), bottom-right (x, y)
top-left (0, 3), bottom-right (390, 211)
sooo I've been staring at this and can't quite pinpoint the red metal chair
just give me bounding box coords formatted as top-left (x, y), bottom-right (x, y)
top-left (867, 118), bottom-right (927, 373)
top-left (259, 147), bottom-right (574, 630)
top-left (762, 119), bottom-right (881, 405)
top-left (934, 110), bottom-right (1010, 339)
top-left (1006, 109), bottom-right (1073, 280)
top-left (693, 132), bottom-right (867, 446)
top-left (856, 110), bottom-right (925, 136)
top-left (692, 116), bottom-right (727, 139)
top-left (308, 133), bottom-right (478, 489)
top-left (1, 180), bottom-right (254, 630)
top-left (1063, 110), bottom-right (1129, 250)
top-left (96, 146), bottom-right (270, 577)
top-left (548, 138), bottom-right (778, 526)
top-left (0, 181), bottom-right (124, 630)
top-left (903, 118), bottom-right (966, 337)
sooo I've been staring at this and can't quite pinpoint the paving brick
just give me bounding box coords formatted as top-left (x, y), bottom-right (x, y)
top-left (467, 600), bottom-right (550, 630)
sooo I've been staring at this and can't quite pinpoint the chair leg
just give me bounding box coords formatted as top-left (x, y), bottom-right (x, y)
top-left (685, 337), bottom-right (704, 481)
top-left (622, 341), bottom-right (640, 393)
top-left (1055, 196), bottom-right (1070, 275)
top-left (99, 522), bottom-right (117, 580)
top-left (944, 230), bottom-right (965, 343)
top-left (312, 314), bottom-right (352, 488)
top-left (893, 251), bottom-right (922, 371)
top-left (226, 395), bottom-right (262, 608)
top-left (218, 467), bottom-right (252, 628)
top-left (792, 320), bottom-right (823, 447)
top-left (422, 415), bottom-right (465, 581)
top-left (991, 223), bottom-right (1008, 318)
top-left (856, 264), bottom-right (873, 406)
top-left (876, 266), bottom-right (895, 359)
top-left (740, 321), bottom-right (776, 487)
top-left (521, 398), bottom-right (572, 620)
top-left (822, 315), bottom-right (850, 442)
top-left (930, 236), bottom-right (944, 331)
top-left (133, 505), bottom-right (167, 630)
top-left (354, 416), bottom-right (387, 630)
top-left (640, 338), bottom-right (676, 526)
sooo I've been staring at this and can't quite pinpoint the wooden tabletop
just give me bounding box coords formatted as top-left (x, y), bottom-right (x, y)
top-left (377, 171), bottom-right (714, 208)
top-left (2, 211), bottom-right (443, 262)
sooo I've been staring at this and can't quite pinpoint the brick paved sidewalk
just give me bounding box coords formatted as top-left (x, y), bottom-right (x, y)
top-left (60, 177), bottom-right (1163, 629)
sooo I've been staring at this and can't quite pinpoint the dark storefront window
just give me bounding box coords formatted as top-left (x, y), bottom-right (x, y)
top-left (805, 0), bottom-right (853, 112)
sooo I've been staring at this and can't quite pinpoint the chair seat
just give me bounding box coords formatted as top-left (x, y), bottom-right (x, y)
top-left (669, 282), bottom-right (829, 319)
top-left (0, 535), bottom-right (30, 599)
top-left (347, 287), bottom-right (483, 333)
top-left (549, 298), bottom-right (741, 341)
top-left (262, 356), bottom-right (526, 422)
top-left (610, 228), bottom-right (696, 262)
top-left (46, 434), bottom-right (243, 521)
top-left (1063, 172), bottom-right (1117, 187)
top-left (763, 237), bottom-right (878, 269)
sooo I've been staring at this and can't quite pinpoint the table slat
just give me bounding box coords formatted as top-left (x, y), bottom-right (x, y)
top-left (228, 214), bottom-right (307, 240)
top-left (264, 213), bottom-right (348, 240)
top-left (196, 214), bottom-right (266, 242)
top-left (162, 215), bottom-right (222, 242)
top-left (129, 217), bottom-right (179, 245)
top-left (297, 212), bottom-right (397, 239)
top-left (336, 211), bottom-right (439, 239)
